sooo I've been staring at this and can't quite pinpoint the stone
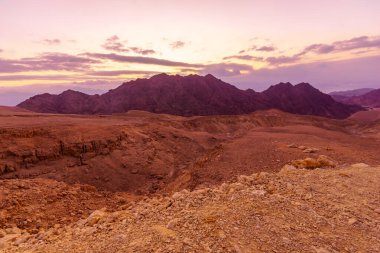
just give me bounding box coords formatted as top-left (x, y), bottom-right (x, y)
top-left (314, 247), bottom-right (330, 253)
top-left (85, 209), bottom-right (107, 226)
top-left (303, 148), bottom-right (317, 153)
top-left (166, 218), bottom-right (181, 229)
top-left (348, 218), bottom-right (358, 225)
top-left (0, 230), bottom-right (5, 238)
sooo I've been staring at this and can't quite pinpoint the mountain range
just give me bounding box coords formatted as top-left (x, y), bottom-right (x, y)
top-left (18, 73), bottom-right (363, 119)
top-left (331, 88), bottom-right (380, 108)
top-left (329, 88), bottom-right (375, 97)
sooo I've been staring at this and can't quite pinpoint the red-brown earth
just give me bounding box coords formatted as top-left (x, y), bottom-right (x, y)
top-left (1, 107), bottom-right (380, 239)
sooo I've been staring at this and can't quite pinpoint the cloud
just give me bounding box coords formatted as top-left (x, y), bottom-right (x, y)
top-left (232, 35), bottom-right (380, 67)
top-left (87, 70), bottom-right (160, 76)
top-left (200, 63), bottom-right (253, 77)
top-left (265, 55), bottom-right (300, 65)
top-left (0, 74), bottom-right (72, 81)
top-left (256, 46), bottom-right (276, 52)
top-left (102, 35), bottom-right (129, 53)
top-left (84, 53), bottom-right (203, 68)
top-left (222, 55), bottom-right (380, 92)
top-left (0, 53), bottom-right (99, 73)
top-left (170, 41), bottom-right (186, 49)
top-left (102, 36), bottom-right (157, 55)
top-left (129, 47), bottom-right (156, 55)
top-left (238, 45), bottom-right (276, 54)
top-left (223, 55), bottom-right (264, 61)
top-left (238, 46), bottom-right (256, 54)
top-left (299, 36), bottom-right (380, 55)
top-left (43, 39), bottom-right (61, 46)
top-left (264, 35), bottom-right (380, 66)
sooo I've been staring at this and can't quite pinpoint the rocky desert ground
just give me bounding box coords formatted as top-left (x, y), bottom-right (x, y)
top-left (1, 107), bottom-right (380, 252)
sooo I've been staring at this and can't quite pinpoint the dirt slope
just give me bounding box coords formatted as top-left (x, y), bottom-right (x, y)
top-left (2, 164), bottom-right (379, 252)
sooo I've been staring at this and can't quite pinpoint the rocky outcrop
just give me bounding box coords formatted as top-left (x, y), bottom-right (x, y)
top-left (2, 164), bottom-right (379, 252)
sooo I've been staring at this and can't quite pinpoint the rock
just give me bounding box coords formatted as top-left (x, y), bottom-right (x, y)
top-left (85, 209), bottom-right (107, 226)
top-left (298, 146), bottom-right (307, 150)
top-left (5, 227), bottom-right (21, 235)
top-left (303, 148), bottom-right (317, 153)
top-left (351, 163), bottom-right (369, 168)
top-left (316, 155), bottom-right (336, 168)
top-left (152, 225), bottom-right (176, 238)
top-left (171, 192), bottom-right (183, 200)
top-left (166, 218), bottom-right (181, 229)
top-left (348, 218), bottom-right (358, 225)
top-left (314, 247), bottom-right (330, 253)
top-left (287, 144), bottom-right (297, 148)
top-left (14, 234), bottom-right (29, 246)
top-left (292, 155), bottom-right (336, 169)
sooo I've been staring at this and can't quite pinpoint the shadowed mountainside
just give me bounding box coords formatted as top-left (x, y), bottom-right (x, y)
top-left (18, 74), bottom-right (363, 119)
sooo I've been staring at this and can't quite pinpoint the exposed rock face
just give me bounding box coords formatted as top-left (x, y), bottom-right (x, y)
top-left (332, 88), bottom-right (380, 108)
top-left (2, 165), bottom-right (379, 252)
top-left (18, 74), bottom-right (363, 118)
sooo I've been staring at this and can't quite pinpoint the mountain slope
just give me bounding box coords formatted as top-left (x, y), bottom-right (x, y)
top-left (262, 82), bottom-right (363, 118)
top-left (334, 89), bottom-right (380, 108)
top-left (18, 74), bottom-right (363, 118)
top-left (100, 73), bottom-right (267, 115)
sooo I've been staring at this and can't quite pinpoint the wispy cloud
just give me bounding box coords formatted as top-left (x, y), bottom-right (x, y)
top-left (170, 41), bottom-right (186, 49)
top-left (223, 55), bottom-right (264, 61)
top-left (102, 35), bottom-right (129, 53)
top-left (238, 45), bottom-right (275, 54)
top-left (265, 55), bottom-right (300, 65)
top-left (87, 70), bottom-right (160, 76)
top-left (102, 35), bottom-right (157, 55)
top-left (0, 53), bottom-right (99, 73)
top-left (223, 55), bottom-right (380, 92)
top-left (129, 47), bottom-right (156, 55)
top-left (201, 63), bottom-right (253, 77)
top-left (42, 39), bottom-right (61, 46)
top-left (231, 35), bottom-right (380, 67)
top-left (238, 46), bottom-right (256, 54)
top-left (84, 53), bottom-right (203, 68)
top-left (298, 36), bottom-right (380, 56)
top-left (256, 46), bottom-right (276, 52)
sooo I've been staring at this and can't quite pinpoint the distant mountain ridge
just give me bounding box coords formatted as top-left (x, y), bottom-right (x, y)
top-left (329, 88), bottom-right (375, 97)
top-left (332, 88), bottom-right (380, 108)
top-left (18, 74), bottom-right (363, 118)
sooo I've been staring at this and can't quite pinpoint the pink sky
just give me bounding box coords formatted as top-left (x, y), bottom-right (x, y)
top-left (1, 0), bottom-right (380, 105)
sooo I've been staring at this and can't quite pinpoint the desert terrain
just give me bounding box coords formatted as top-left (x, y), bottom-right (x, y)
top-left (1, 107), bottom-right (380, 251)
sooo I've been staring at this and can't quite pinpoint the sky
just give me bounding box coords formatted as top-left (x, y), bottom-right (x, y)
top-left (1, 0), bottom-right (380, 105)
